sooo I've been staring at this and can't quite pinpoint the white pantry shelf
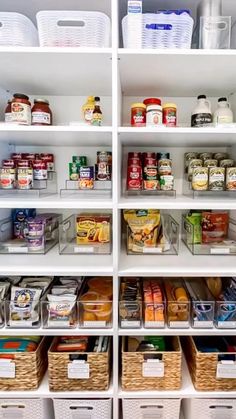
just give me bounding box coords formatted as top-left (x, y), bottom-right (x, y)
top-left (0, 372), bottom-right (114, 399)
top-left (118, 358), bottom-right (236, 399)
top-left (0, 327), bottom-right (114, 336)
top-left (0, 195), bottom-right (113, 209)
top-left (0, 247), bottom-right (113, 276)
top-left (119, 244), bottom-right (236, 277)
top-left (118, 49), bottom-right (236, 96)
top-left (118, 328), bottom-right (236, 336)
top-left (118, 126), bottom-right (236, 147)
top-left (0, 125), bottom-right (112, 147)
top-left (0, 48), bottom-right (112, 96)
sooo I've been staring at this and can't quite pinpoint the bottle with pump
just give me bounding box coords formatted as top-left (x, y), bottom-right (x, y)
top-left (82, 96), bottom-right (95, 124)
top-left (191, 95), bottom-right (212, 127)
top-left (91, 97), bottom-right (102, 126)
top-left (214, 97), bottom-right (233, 124)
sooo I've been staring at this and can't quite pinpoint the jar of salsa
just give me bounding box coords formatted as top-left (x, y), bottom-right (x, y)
top-left (163, 103), bottom-right (177, 127)
top-left (11, 94), bottom-right (31, 125)
top-left (32, 99), bottom-right (52, 126)
top-left (131, 103), bottom-right (146, 127)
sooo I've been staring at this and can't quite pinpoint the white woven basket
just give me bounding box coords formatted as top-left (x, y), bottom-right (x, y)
top-left (122, 399), bottom-right (181, 419)
top-left (37, 11), bottom-right (111, 47)
top-left (53, 399), bottom-right (112, 419)
top-left (0, 399), bottom-right (54, 419)
top-left (183, 399), bottom-right (236, 419)
top-left (0, 13), bottom-right (38, 47)
top-left (122, 12), bottom-right (194, 49)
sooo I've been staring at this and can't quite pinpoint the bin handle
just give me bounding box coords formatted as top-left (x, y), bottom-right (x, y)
top-left (145, 23), bottom-right (173, 31)
top-left (57, 20), bottom-right (86, 28)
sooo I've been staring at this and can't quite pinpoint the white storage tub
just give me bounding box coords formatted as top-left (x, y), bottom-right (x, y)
top-left (0, 399), bottom-right (54, 419)
top-left (183, 398), bottom-right (236, 419)
top-left (122, 399), bottom-right (181, 419)
top-left (0, 12), bottom-right (38, 47)
top-left (37, 11), bottom-right (110, 47)
top-left (53, 399), bottom-right (112, 419)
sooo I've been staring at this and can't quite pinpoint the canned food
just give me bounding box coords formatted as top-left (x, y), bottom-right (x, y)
top-left (209, 167), bottom-right (225, 191)
top-left (0, 168), bottom-right (16, 189)
top-left (128, 157), bottom-right (141, 166)
top-left (184, 152), bottom-right (198, 173)
top-left (72, 156), bottom-right (87, 166)
top-left (156, 152), bottom-right (170, 160)
top-left (158, 159), bottom-right (172, 175)
top-left (17, 159), bottom-right (31, 168)
top-left (188, 159), bottom-right (203, 181)
top-left (27, 236), bottom-right (45, 252)
top-left (2, 159), bottom-right (15, 168)
top-left (144, 157), bottom-right (156, 166)
top-left (226, 167), bottom-right (236, 190)
top-left (127, 165), bottom-right (142, 190)
top-left (33, 160), bottom-right (47, 180)
top-left (199, 152), bottom-right (213, 160)
top-left (69, 162), bottom-right (79, 181)
top-left (95, 163), bottom-right (111, 181)
top-left (128, 152), bottom-right (142, 159)
top-left (27, 220), bottom-right (44, 238)
top-left (79, 166), bottom-right (94, 189)
top-left (143, 161), bottom-right (159, 190)
top-left (17, 168), bottom-right (33, 190)
top-left (11, 153), bottom-right (22, 160)
top-left (213, 152), bottom-right (228, 161)
top-left (160, 175), bottom-right (174, 191)
top-left (219, 159), bottom-right (234, 168)
top-left (22, 153), bottom-right (36, 160)
top-left (192, 167), bottom-right (208, 191)
top-left (97, 151), bottom-right (112, 164)
top-left (204, 159), bottom-right (218, 168)
top-left (40, 153), bottom-right (54, 171)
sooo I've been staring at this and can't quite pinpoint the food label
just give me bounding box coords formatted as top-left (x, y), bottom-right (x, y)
top-left (169, 321), bottom-right (189, 328)
top-left (218, 321), bottom-right (236, 328)
top-left (191, 113), bottom-right (212, 127)
top-left (146, 110), bottom-right (162, 126)
top-left (210, 248), bottom-right (230, 254)
top-left (217, 361), bottom-right (236, 379)
top-left (142, 360), bottom-right (164, 378)
top-left (8, 247), bottom-right (28, 253)
top-left (145, 321), bottom-right (164, 328)
top-left (11, 102), bottom-right (31, 125)
top-left (194, 320), bottom-right (213, 328)
top-left (0, 360), bottom-right (15, 378)
top-left (121, 320), bottom-right (140, 328)
top-left (74, 246), bottom-right (94, 253)
top-left (9, 320), bottom-right (33, 327)
top-left (4, 112), bottom-right (12, 124)
top-left (84, 108), bottom-right (94, 123)
top-left (83, 321), bottom-right (107, 327)
top-left (68, 361), bottom-right (90, 379)
top-left (143, 247), bottom-right (162, 253)
top-left (48, 319), bottom-right (70, 327)
top-left (192, 168), bottom-right (208, 191)
top-left (32, 111), bottom-right (51, 125)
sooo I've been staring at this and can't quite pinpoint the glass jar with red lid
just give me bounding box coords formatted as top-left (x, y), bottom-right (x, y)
top-left (143, 98), bottom-right (162, 127)
top-left (32, 99), bottom-right (52, 126)
top-left (11, 94), bottom-right (31, 125)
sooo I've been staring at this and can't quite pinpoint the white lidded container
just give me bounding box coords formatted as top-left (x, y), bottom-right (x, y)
top-left (214, 97), bottom-right (234, 124)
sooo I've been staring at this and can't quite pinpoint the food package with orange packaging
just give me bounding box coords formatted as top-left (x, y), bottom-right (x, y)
top-left (143, 278), bottom-right (165, 328)
top-left (164, 278), bottom-right (190, 329)
top-left (78, 277), bottom-right (112, 328)
top-left (76, 214), bottom-right (111, 250)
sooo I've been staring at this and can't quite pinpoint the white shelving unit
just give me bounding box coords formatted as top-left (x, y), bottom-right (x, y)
top-left (0, 1), bottom-right (236, 418)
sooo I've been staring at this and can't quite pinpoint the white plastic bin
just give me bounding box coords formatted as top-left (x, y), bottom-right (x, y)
top-left (53, 399), bottom-right (112, 419)
top-left (37, 11), bottom-right (110, 47)
top-left (183, 399), bottom-right (236, 419)
top-left (0, 399), bottom-right (54, 419)
top-left (0, 13), bottom-right (38, 46)
top-left (122, 399), bottom-right (181, 419)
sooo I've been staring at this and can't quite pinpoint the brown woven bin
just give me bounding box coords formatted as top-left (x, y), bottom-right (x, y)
top-left (48, 337), bottom-right (111, 391)
top-left (122, 336), bottom-right (182, 391)
top-left (183, 336), bottom-right (236, 391)
top-left (0, 337), bottom-right (49, 391)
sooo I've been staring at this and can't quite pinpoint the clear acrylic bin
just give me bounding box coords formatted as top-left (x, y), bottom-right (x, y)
top-left (0, 171), bottom-right (57, 198)
top-left (167, 300), bottom-right (190, 328)
top-left (59, 214), bottom-right (112, 255)
top-left (41, 298), bottom-right (78, 329)
top-left (182, 215), bottom-right (236, 256)
top-left (78, 300), bottom-right (112, 328)
top-left (0, 216), bottom-right (60, 255)
top-left (215, 301), bottom-right (236, 329)
top-left (5, 299), bottom-right (41, 328)
top-left (119, 300), bottom-right (142, 328)
top-left (199, 16), bottom-right (231, 49)
top-left (183, 175), bottom-right (236, 199)
top-left (125, 189), bottom-right (176, 198)
top-left (126, 214), bottom-right (179, 255)
top-left (191, 300), bottom-right (215, 328)
top-left (60, 179), bottom-right (112, 199)
top-left (143, 300), bottom-right (165, 328)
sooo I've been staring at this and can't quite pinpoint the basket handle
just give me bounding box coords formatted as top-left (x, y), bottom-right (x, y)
top-left (0, 404), bottom-right (25, 409)
top-left (69, 406), bottom-right (93, 410)
top-left (140, 405), bottom-right (164, 409)
top-left (145, 23), bottom-right (173, 31)
top-left (203, 20), bottom-right (228, 32)
top-left (209, 405), bottom-right (233, 410)
top-left (57, 20), bottom-right (86, 28)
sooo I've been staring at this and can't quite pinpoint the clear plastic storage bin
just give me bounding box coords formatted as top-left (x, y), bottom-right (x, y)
top-left (199, 16), bottom-right (231, 49)
top-left (0, 13), bottom-right (38, 46)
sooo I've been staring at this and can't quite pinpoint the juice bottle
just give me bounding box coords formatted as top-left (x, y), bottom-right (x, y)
top-left (82, 96), bottom-right (95, 124)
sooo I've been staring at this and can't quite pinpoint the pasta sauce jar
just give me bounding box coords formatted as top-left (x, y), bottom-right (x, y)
top-left (131, 103), bottom-right (146, 127)
top-left (32, 99), bottom-right (52, 126)
top-left (163, 103), bottom-right (177, 127)
top-left (143, 98), bottom-right (162, 126)
top-left (11, 94), bottom-right (31, 125)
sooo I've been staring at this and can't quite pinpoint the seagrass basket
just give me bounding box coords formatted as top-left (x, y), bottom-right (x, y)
top-left (48, 337), bottom-right (111, 391)
top-left (121, 336), bottom-right (182, 391)
top-left (0, 337), bottom-right (49, 391)
top-left (183, 336), bottom-right (236, 391)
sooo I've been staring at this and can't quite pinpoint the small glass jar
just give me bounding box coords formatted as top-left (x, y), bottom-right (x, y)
top-left (32, 99), bottom-right (52, 126)
top-left (131, 103), bottom-right (146, 127)
top-left (11, 93), bottom-right (31, 125)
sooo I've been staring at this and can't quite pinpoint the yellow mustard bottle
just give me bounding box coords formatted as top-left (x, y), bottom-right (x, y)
top-left (82, 96), bottom-right (95, 124)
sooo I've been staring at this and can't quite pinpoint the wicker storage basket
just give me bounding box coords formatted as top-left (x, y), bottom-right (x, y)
top-left (183, 398), bottom-right (236, 419)
top-left (0, 399), bottom-right (54, 419)
top-left (0, 337), bottom-right (49, 391)
top-left (121, 336), bottom-right (182, 391)
top-left (48, 337), bottom-right (111, 391)
top-left (53, 399), bottom-right (112, 419)
top-left (183, 336), bottom-right (236, 391)
top-left (122, 399), bottom-right (181, 419)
